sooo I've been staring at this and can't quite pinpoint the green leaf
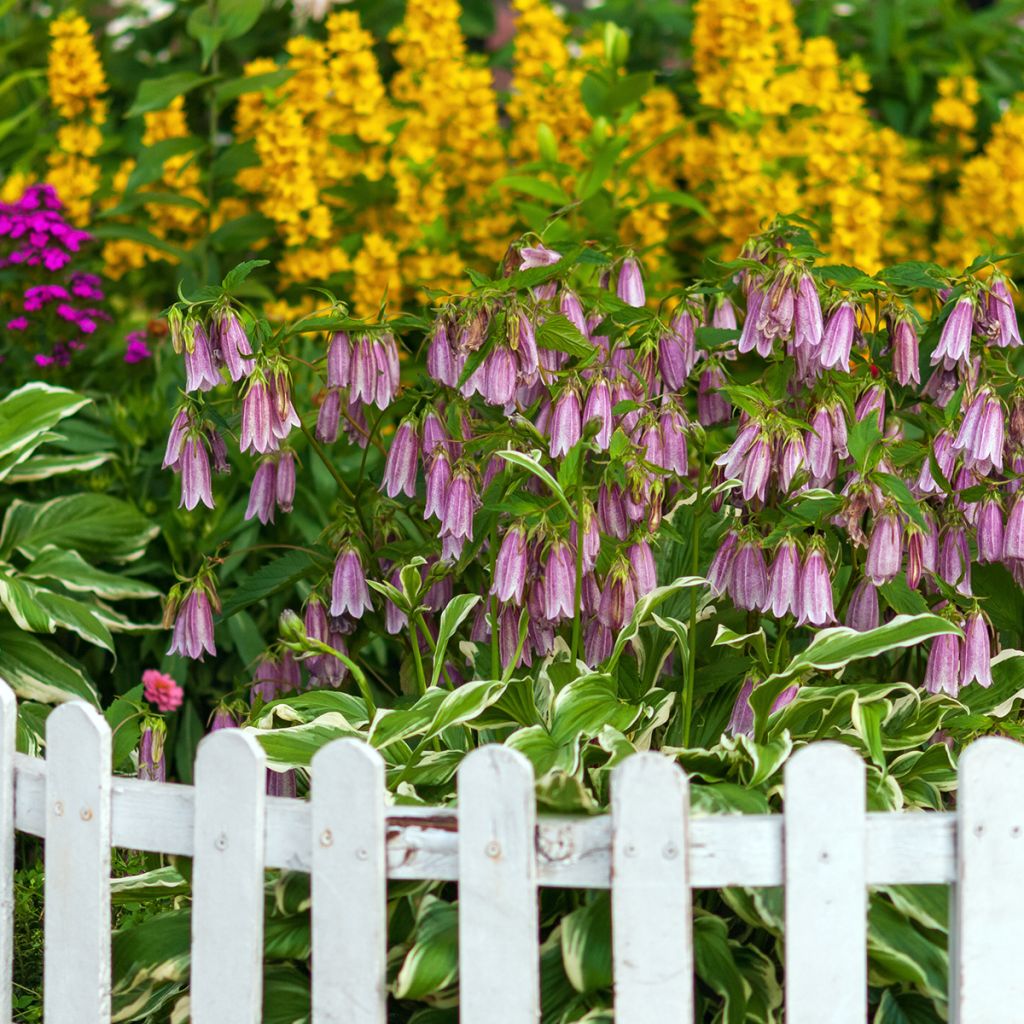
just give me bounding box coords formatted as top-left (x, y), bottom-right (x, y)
top-left (496, 449), bottom-right (573, 518)
top-left (4, 451), bottom-right (113, 482)
top-left (0, 494), bottom-right (158, 562)
top-left (368, 689), bottom-right (447, 749)
top-left (606, 576), bottom-right (707, 670)
top-left (124, 137), bottom-right (203, 194)
top-left (222, 259), bottom-right (270, 291)
top-left (424, 678), bottom-right (507, 740)
top-left (535, 313), bottom-right (595, 360)
top-left (106, 685), bottom-right (144, 772)
top-left (848, 415), bottom-right (883, 470)
top-left (394, 898), bottom-right (459, 1000)
top-left (219, 550), bottom-right (320, 617)
top-left (550, 674), bottom-right (642, 747)
top-left (126, 72), bottom-right (217, 117)
top-left (0, 626), bottom-right (97, 704)
top-left (693, 915), bottom-right (748, 1024)
top-left (214, 67), bottom-right (291, 105)
top-left (90, 223), bottom-right (186, 260)
top-left (561, 893), bottom-right (612, 994)
top-left (751, 614), bottom-right (962, 731)
top-left (187, 0), bottom-right (265, 66)
top-left (251, 712), bottom-right (362, 768)
top-left (33, 589), bottom-right (114, 653)
top-left (873, 988), bottom-right (944, 1024)
top-left (0, 382), bottom-right (90, 480)
top-left (868, 898), bottom-right (947, 1000)
top-left (497, 174), bottom-right (571, 206)
top-left (24, 547), bottom-right (160, 600)
top-left (430, 594), bottom-right (481, 689)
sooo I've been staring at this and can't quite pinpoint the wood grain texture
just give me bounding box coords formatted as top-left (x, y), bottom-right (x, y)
top-left (954, 737), bottom-right (1024, 1021)
top-left (611, 753), bottom-right (692, 1023)
top-left (43, 701), bottom-right (112, 1024)
top-left (784, 742), bottom-right (866, 1024)
top-left (311, 739), bottom-right (387, 1024)
top-left (458, 746), bottom-right (539, 1023)
top-left (191, 729), bottom-right (266, 1024)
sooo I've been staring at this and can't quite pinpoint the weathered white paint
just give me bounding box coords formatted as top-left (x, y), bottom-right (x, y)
top-left (611, 752), bottom-right (692, 1023)
top-left (311, 739), bottom-right (387, 1024)
top-left (2, 681), bottom-right (1019, 1024)
top-left (954, 737), bottom-right (1024, 1021)
top-left (784, 742), bottom-right (867, 1024)
top-left (43, 701), bottom-right (111, 1024)
top-left (10, 752), bottom-right (961, 886)
top-left (191, 729), bottom-right (266, 1024)
top-left (0, 681), bottom-right (15, 1022)
top-left (458, 746), bottom-right (539, 1023)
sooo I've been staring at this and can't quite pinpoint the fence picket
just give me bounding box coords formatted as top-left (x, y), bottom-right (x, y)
top-left (954, 736), bottom-right (1024, 1020)
top-left (191, 729), bottom-right (266, 1024)
top-left (784, 742), bottom-right (866, 1023)
top-left (0, 681), bottom-right (14, 1023)
top-left (43, 701), bottom-right (112, 1024)
top-left (611, 752), bottom-right (692, 1023)
top-left (311, 739), bottom-right (387, 1024)
top-left (458, 746), bottom-right (539, 1023)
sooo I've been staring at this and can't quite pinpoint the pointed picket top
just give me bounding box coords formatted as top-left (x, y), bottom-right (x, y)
top-left (955, 736), bottom-right (1024, 1020)
top-left (784, 741), bottom-right (866, 1024)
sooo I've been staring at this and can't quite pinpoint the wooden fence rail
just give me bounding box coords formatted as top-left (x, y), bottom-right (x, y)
top-left (2, 686), bottom-right (1023, 1021)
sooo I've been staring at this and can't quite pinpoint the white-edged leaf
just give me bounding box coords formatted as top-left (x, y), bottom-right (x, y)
top-left (496, 448), bottom-right (573, 517)
top-left (5, 450), bottom-right (113, 482)
top-left (24, 546), bottom-right (160, 600)
top-left (430, 594), bottom-right (481, 688)
top-left (0, 626), bottom-right (97, 704)
top-left (606, 575), bottom-right (707, 669)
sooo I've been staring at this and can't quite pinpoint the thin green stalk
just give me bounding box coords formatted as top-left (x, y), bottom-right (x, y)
top-left (414, 611), bottom-right (456, 690)
top-left (409, 622), bottom-right (428, 696)
top-left (489, 524), bottom-right (500, 680)
top-left (570, 455), bottom-right (586, 662)
top-left (299, 418), bottom-right (356, 500)
top-left (683, 460), bottom-right (705, 748)
top-left (306, 638), bottom-right (375, 718)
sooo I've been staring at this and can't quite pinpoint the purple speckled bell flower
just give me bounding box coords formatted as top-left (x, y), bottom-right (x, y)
top-left (938, 526), bottom-right (972, 596)
top-left (977, 498), bottom-right (1005, 564)
top-left (492, 523), bottom-right (528, 604)
top-left (845, 579), bottom-right (880, 632)
top-left (819, 302), bottom-right (856, 371)
top-left (549, 387), bottom-right (582, 458)
top-left (240, 376), bottom-right (275, 455)
top-left (697, 365), bottom-right (731, 426)
top-left (542, 539), bottom-right (576, 623)
top-left (330, 546), bottom-right (372, 619)
top-left (924, 632), bottom-right (961, 696)
top-left (865, 510), bottom-right (902, 586)
top-left (382, 419), bottom-right (419, 499)
top-left (797, 546), bottom-right (835, 627)
top-left (987, 278), bottom-right (1022, 348)
top-left (617, 257), bottom-right (645, 308)
top-left (961, 612), bottom-right (993, 687)
top-left (245, 459), bottom-right (276, 525)
top-left (891, 318), bottom-right (920, 386)
top-left (707, 530), bottom-right (738, 597)
top-left (730, 540), bottom-right (768, 612)
top-left (168, 586), bottom-right (217, 661)
top-left (316, 388), bottom-right (341, 444)
top-left (583, 377), bottom-right (613, 450)
top-left (180, 434), bottom-right (214, 511)
top-left (138, 721), bottom-right (167, 782)
top-left (793, 273), bottom-right (823, 354)
top-left (931, 297), bottom-right (974, 368)
top-left (276, 451), bottom-right (295, 513)
top-left (213, 307), bottom-right (254, 382)
top-left (184, 319), bottom-right (221, 393)
top-left (765, 538), bottom-right (800, 619)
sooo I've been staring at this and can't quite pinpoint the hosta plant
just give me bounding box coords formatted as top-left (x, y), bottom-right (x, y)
top-left (95, 219), bottom-right (1024, 1022)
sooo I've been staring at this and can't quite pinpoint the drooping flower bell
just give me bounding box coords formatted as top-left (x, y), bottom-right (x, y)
top-left (582, 377), bottom-right (613, 450)
top-left (865, 510), bottom-right (902, 586)
top-left (617, 257), bottom-right (645, 308)
top-left (729, 539), bottom-right (768, 612)
top-left (542, 539), bottom-right (576, 623)
top-left (439, 468), bottom-right (478, 557)
top-left (937, 525), bottom-right (972, 596)
top-left (793, 273), bottom-right (824, 355)
top-left (549, 386), bottom-right (582, 458)
top-left (240, 374), bottom-right (275, 455)
top-left (924, 632), bottom-right (961, 696)
top-left (931, 297), bottom-right (974, 368)
top-left (891, 317), bottom-right (920, 386)
top-left (845, 579), bottom-right (880, 633)
top-left (246, 459), bottom-right (277, 525)
top-left (382, 418), bottom-right (419, 499)
top-left (697, 365), bottom-right (731, 426)
top-left (180, 433), bottom-right (214, 511)
top-left (765, 538), bottom-right (801, 619)
top-left (184, 318), bottom-right (221, 393)
top-left (707, 530), bottom-right (738, 596)
top-left (330, 545), bottom-right (372, 619)
top-left (961, 612), bottom-right (993, 688)
top-left (492, 523), bottom-right (528, 604)
top-left (598, 556), bottom-right (637, 630)
top-left (986, 278), bottom-right (1021, 348)
top-left (953, 388), bottom-right (1005, 476)
top-left (797, 545), bottom-right (835, 627)
top-left (976, 497), bottom-right (1005, 564)
top-left (167, 580), bottom-right (218, 661)
top-left (212, 306), bottom-right (254, 382)
top-left (819, 302), bottom-right (856, 372)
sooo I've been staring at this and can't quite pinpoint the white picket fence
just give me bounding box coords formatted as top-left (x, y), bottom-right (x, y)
top-left (1, 684), bottom-right (1023, 1022)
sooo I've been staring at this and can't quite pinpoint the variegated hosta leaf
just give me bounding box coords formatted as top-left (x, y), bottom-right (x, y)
top-left (4, 450), bottom-right (113, 482)
top-left (0, 626), bottom-right (97, 704)
top-left (393, 896), bottom-right (459, 1001)
top-left (0, 382), bottom-right (91, 480)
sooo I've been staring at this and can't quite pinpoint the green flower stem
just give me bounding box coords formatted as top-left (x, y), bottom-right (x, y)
top-left (414, 610), bottom-right (456, 690)
top-left (305, 638), bottom-right (375, 718)
top-left (489, 524), bottom-right (500, 679)
top-left (683, 459), bottom-right (705, 748)
top-left (570, 454), bottom-right (586, 663)
top-left (408, 621), bottom-right (428, 696)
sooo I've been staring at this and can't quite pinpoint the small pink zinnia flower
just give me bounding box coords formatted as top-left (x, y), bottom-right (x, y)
top-left (142, 669), bottom-right (184, 712)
